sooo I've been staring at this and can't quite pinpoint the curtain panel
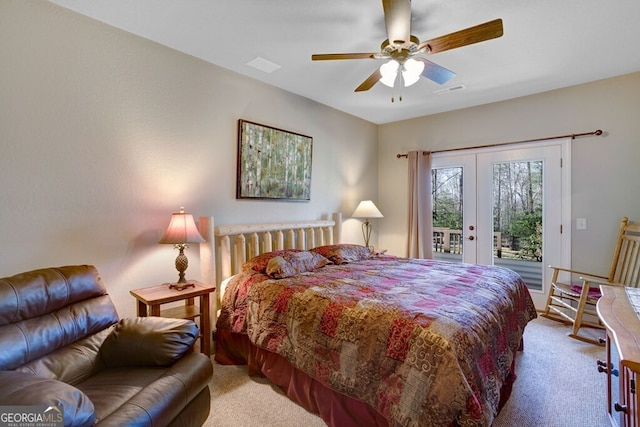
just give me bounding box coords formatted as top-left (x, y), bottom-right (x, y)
top-left (406, 151), bottom-right (433, 259)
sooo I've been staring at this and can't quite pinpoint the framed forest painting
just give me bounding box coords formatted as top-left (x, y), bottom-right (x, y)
top-left (236, 120), bottom-right (312, 200)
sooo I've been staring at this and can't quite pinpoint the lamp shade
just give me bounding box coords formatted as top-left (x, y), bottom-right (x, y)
top-left (379, 58), bottom-right (424, 88)
top-left (379, 60), bottom-right (400, 87)
top-left (402, 58), bottom-right (425, 87)
top-left (352, 200), bottom-right (383, 219)
top-left (159, 207), bottom-right (205, 244)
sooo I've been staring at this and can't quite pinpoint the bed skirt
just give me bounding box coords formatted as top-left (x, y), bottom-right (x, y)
top-left (214, 330), bottom-right (517, 427)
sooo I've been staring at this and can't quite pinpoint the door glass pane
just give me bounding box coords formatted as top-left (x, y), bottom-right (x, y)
top-left (432, 167), bottom-right (463, 262)
top-left (492, 161), bottom-right (543, 291)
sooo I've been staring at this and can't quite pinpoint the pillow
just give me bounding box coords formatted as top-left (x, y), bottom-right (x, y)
top-left (310, 244), bottom-right (372, 265)
top-left (570, 284), bottom-right (601, 298)
top-left (100, 317), bottom-right (198, 367)
top-left (219, 274), bottom-right (235, 299)
top-left (242, 249), bottom-right (302, 273)
top-left (266, 251), bottom-right (331, 279)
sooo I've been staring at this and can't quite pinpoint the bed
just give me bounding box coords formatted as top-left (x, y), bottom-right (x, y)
top-left (199, 214), bottom-right (537, 427)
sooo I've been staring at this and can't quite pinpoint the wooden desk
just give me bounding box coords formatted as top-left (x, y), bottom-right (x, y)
top-left (130, 280), bottom-right (215, 356)
top-left (597, 285), bottom-right (640, 427)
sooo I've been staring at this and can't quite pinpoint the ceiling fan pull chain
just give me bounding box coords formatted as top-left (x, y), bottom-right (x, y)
top-left (397, 86), bottom-right (403, 102)
top-left (393, 65), bottom-right (405, 102)
top-left (399, 65), bottom-right (405, 102)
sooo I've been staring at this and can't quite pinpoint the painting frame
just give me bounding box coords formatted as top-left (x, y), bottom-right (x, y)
top-left (236, 119), bottom-right (313, 201)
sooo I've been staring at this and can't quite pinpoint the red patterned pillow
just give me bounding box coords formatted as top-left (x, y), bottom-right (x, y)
top-left (310, 244), bottom-right (372, 265)
top-left (242, 249), bottom-right (302, 273)
top-left (266, 251), bottom-right (331, 279)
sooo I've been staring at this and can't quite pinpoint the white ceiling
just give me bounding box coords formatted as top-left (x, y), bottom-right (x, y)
top-left (49, 0), bottom-right (640, 125)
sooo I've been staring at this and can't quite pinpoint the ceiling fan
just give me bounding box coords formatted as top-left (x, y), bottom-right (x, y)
top-left (311, 0), bottom-right (503, 101)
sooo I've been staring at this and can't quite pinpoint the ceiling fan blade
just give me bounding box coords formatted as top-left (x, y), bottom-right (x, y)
top-left (382, 0), bottom-right (411, 45)
top-left (418, 18), bottom-right (503, 54)
top-left (415, 57), bottom-right (456, 85)
top-left (312, 53), bottom-right (377, 61)
top-left (355, 68), bottom-right (382, 92)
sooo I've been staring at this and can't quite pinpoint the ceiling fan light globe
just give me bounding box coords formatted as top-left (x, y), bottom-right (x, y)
top-left (402, 58), bottom-right (425, 87)
top-left (379, 60), bottom-right (399, 87)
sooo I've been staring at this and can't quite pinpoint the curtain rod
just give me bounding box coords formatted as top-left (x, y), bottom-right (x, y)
top-left (396, 129), bottom-right (603, 158)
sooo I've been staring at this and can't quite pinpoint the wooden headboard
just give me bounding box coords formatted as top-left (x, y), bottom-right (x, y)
top-left (198, 213), bottom-right (342, 323)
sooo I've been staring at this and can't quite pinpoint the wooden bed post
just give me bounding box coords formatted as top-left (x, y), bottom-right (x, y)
top-left (198, 216), bottom-right (216, 333)
top-left (331, 212), bottom-right (342, 244)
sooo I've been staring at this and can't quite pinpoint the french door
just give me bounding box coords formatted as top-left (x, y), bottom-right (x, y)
top-left (431, 140), bottom-right (570, 309)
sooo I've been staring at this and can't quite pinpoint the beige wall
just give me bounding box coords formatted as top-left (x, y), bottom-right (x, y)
top-left (3, 1), bottom-right (639, 319)
top-left (378, 72), bottom-right (640, 276)
top-left (0, 1), bottom-right (378, 317)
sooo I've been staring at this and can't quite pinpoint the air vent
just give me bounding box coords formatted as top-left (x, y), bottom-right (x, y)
top-left (246, 56), bottom-right (281, 73)
top-left (434, 84), bottom-right (466, 95)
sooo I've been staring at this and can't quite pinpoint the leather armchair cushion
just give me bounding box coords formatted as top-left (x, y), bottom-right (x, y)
top-left (0, 371), bottom-right (95, 427)
top-left (100, 317), bottom-right (198, 367)
top-left (81, 352), bottom-right (213, 426)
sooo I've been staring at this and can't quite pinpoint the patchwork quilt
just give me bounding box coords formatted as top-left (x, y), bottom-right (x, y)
top-left (217, 256), bottom-right (537, 426)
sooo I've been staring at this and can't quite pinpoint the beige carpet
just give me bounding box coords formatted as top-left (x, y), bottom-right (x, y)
top-left (206, 317), bottom-right (609, 426)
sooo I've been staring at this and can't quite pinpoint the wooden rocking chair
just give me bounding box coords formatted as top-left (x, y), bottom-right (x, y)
top-left (542, 217), bottom-right (640, 345)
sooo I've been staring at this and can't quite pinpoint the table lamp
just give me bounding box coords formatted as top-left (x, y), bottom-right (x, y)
top-left (352, 200), bottom-right (383, 249)
top-left (159, 207), bottom-right (205, 290)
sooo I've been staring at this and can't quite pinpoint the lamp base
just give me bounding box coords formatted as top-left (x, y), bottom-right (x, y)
top-left (168, 246), bottom-right (194, 291)
top-left (166, 280), bottom-right (196, 291)
top-left (361, 219), bottom-right (372, 248)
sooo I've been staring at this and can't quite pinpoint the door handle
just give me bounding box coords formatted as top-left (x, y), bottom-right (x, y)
top-left (467, 225), bottom-right (475, 240)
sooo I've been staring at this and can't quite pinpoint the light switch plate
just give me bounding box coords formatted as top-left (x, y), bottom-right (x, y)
top-left (576, 218), bottom-right (587, 230)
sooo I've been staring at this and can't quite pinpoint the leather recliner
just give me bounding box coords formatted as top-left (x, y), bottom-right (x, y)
top-left (0, 265), bottom-right (213, 426)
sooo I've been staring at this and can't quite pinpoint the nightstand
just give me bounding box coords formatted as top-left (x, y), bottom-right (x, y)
top-left (130, 280), bottom-right (215, 356)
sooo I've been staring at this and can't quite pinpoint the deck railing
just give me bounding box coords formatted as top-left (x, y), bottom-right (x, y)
top-left (433, 228), bottom-right (502, 257)
top-left (432, 228), bottom-right (542, 290)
